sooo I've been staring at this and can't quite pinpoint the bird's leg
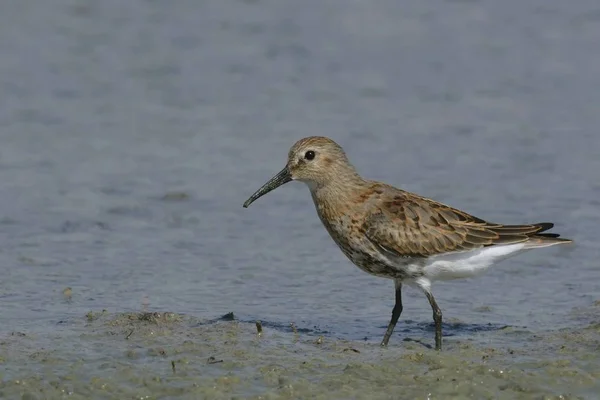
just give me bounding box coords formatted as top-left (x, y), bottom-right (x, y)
top-left (381, 280), bottom-right (403, 347)
top-left (424, 291), bottom-right (443, 350)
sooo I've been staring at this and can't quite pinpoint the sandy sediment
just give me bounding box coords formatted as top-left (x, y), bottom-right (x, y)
top-left (0, 304), bottom-right (599, 399)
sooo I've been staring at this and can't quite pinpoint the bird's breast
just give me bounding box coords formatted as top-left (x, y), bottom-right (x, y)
top-left (314, 208), bottom-right (409, 278)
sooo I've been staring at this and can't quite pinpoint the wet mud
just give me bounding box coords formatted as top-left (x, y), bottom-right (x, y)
top-left (1, 303), bottom-right (599, 399)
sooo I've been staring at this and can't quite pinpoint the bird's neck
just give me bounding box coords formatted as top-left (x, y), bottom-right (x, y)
top-left (309, 172), bottom-right (367, 219)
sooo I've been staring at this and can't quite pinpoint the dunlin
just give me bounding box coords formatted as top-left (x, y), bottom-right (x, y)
top-left (243, 136), bottom-right (572, 350)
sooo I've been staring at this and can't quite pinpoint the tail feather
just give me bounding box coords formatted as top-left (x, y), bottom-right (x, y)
top-left (489, 221), bottom-right (572, 249)
top-left (535, 233), bottom-right (561, 238)
top-left (532, 222), bottom-right (555, 233)
top-left (490, 222), bottom-right (554, 236)
top-left (524, 222), bottom-right (572, 248)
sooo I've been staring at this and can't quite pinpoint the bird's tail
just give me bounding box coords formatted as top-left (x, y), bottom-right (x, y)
top-left (523, 222), bottom-right (573, 249)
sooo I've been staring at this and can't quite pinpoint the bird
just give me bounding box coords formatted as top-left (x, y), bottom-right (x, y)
top-left (242, 136), bottom-right (572, 350)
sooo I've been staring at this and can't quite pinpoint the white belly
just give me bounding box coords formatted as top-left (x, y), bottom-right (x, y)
top-left (422, 243), bottom-right (527, 282)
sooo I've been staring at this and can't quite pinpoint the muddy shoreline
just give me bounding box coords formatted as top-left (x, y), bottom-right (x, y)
top-left (1, 303), bottom-right (598, 400)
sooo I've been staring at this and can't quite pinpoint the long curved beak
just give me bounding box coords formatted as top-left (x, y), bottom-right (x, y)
top-left (243, 167), bottom-right (292, 208)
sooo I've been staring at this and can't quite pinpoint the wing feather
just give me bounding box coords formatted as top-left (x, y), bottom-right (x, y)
top-left (361, 188), bottom-right (556, 258)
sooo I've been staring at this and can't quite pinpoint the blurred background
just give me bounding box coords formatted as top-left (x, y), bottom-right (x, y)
top-left (0, 0), bottom-right (598, 368)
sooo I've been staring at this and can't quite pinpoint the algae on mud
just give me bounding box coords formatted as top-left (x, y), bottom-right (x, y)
top-left (0, 305), bottom-right (599, 399)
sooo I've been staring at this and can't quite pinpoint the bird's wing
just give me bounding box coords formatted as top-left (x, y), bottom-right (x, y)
top-left (361, 188), bottom-right (551, 258)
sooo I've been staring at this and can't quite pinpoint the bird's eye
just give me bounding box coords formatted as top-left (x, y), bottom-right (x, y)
top-left (304, 150), bottom-right (315, 160)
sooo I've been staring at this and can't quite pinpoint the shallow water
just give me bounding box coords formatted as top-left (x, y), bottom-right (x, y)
top-left (1, 0), bottom-right (599, 398)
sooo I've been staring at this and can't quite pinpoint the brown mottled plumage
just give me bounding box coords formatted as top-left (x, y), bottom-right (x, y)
top-left (243, 136), bottom-right (572, 350)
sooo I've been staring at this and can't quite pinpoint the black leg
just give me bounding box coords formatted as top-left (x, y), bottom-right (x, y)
top-left (381, 280), bottom-right (403, 347)
top-left (424, 291), bottom-right (443, 350)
